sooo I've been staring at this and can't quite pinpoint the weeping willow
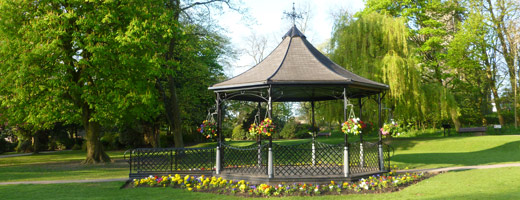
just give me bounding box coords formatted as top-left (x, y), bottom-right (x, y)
top-left (321, 11), bottom-right (460, 129)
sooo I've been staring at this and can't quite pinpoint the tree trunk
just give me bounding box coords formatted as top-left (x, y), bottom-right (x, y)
top-left (81, 104), bottom-right (111, 164)
top-left (32, 131), bottom-right (40, 154)
top-left (481, 38), bottom-right (505, 126)
top-left (486, 0), bottom-right (517, 126)
top-left (491, 87), bottom-right (505, 125)
top-left (168, 75), bottom-right (184, 148)
top-left (143, 121), bottom-right (160, 148)
top-left (478, 96), bottom-right (488, 126)
top-left (450, 108), bottom-right (461, 132)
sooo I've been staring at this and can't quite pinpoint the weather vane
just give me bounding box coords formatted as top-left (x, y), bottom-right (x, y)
top-left (283, 2), bottom-right (303, 27)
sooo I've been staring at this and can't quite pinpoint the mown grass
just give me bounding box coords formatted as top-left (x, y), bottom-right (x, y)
top-left (0, 151), bottom-right (128, 182)
top-left (1, 167), bottom-right (520, 199)
top-left (1, 135), bottom-right (520, 182)
top-left (388, 135), bottom-right (520, 169)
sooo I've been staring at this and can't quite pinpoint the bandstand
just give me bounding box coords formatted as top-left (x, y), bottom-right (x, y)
top-left (125, 26), bottom-right (391, 183)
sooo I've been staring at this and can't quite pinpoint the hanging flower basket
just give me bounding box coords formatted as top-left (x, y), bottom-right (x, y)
top-left (341, 118), bottom-right (366, 135)
top-left (248, 123), bottom-right (258, 138)
top-left (381, 121), bottom-right (400, 137)
top-left (198, 120), bottom-right (217, 139)
top-left (249, 118), bottom-right (275, 137)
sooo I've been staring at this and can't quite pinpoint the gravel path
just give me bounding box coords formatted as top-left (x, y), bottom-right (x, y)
top-left (397, 163), bottom-right (520, 173)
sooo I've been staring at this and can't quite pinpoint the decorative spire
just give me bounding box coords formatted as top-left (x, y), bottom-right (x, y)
top-left (283, 2), bottom-right (303, 27)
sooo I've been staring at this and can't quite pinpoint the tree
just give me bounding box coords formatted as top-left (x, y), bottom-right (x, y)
top-left (330, 11), bottom-right (451, 128)
top-left (244, 32), bottom-right (268, 65)
top-left (362, 0), bottom-right (465, 129)
top-left (0, 0), bottom-right (162, 163)
top-left (482, 0), bottom-right (520, 126)
top-left (447, 3), bottom-right (505, 125)
top-left (155, 0), bottom-right (235, 148)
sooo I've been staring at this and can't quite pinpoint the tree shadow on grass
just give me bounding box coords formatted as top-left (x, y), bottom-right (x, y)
top-left (391, 140), bottom-right (520, 167)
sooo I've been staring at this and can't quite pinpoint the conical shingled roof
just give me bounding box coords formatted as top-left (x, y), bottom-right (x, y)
top-left (209, 26), bottom-right (388, 100)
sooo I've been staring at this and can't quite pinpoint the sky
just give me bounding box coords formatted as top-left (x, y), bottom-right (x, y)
top-left (216, 0), bottom-right (365, 77)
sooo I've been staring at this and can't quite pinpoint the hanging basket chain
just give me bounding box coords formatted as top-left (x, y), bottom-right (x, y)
top-left (206, 106), bottom-right (217, 123)
top-left (342, 97), bottom-right (366, 135)
top-left (345, 97), bottom-right (356, 119)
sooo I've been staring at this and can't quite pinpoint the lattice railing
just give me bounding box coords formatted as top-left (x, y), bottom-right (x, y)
top-left (273, 142), bottom-right (343, 176)
top-left (221, 142), bottom-right (268, 175)
top-left (126, 147), bottom-right (215, 175)
top-left (125, 141), bottom-right (394, 178)
top-left (383, 143), bottom-right (393, 170)
top-left (348, 142), bottom-right (381, 174)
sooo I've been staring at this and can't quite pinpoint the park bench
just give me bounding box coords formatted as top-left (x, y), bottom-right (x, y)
top-left (457, 127), bottom-right (487, 135)
top-left (317, 132), bottom-right (331, 137)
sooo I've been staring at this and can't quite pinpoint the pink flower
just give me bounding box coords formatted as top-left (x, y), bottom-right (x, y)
top-left (380, 128), bottom-right (389, 136)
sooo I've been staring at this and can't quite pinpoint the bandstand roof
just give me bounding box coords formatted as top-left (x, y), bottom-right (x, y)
top-left (209, 26), bottom-right (388, 102)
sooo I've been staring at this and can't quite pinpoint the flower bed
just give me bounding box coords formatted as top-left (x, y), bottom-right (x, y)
top-left (130, 171), bottom-right (433, 197)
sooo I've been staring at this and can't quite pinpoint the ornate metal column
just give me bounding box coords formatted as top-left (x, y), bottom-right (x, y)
top-left (267, 86), bottom-right (274, 178)
top-left (257, 102), bottom-right (262, 167)
top-left (358, 98), bottom-right (364, 167)
top-left (378, 93), bottom-right (384, 171)
top-left (215, 92), bottom-right (222, 174)
top-left (311, 101), bottom-right (316, 166)
top-left (343, 88), bottom-right (349, 177)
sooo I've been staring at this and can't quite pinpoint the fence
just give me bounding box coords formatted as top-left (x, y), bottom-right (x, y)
top-left (125, 147), bottom-right (215, 178)
top-left (125, 141), bottom-right (392, 178)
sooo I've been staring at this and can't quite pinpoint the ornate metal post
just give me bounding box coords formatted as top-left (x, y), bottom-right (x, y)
top-left (359, 98), bottom-right (364, 168)
top-left (343, 88), bottom-right (349, 177)
top-left (257, 102), bottom-right (262, 167)
top-left (215, 92), bottom-right (222, 174)
top-left (311, 101), bottom-right (316, 166)
top-left (267, 86), bottom-right (274, 178)
top-left (378, 93), bottom-right (385, 171)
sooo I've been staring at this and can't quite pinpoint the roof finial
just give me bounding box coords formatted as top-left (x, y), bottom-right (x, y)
top-left (283, 2), bottom-right (303, 27)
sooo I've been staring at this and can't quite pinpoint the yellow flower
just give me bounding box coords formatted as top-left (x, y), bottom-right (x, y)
top-left (187, 187), bottom-right (193, 191)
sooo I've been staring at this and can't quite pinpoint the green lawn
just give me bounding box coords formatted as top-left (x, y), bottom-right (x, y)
top-left (1, 135), bottom-right (520, 199)
top-left (1, 167), bottom-right (519, 199)
top-left (1, 135), bottom-right (520, 182)
top-left (0, 150), bottom-right (128, 182)
top-left (388, 135), bottom-right (520, 169)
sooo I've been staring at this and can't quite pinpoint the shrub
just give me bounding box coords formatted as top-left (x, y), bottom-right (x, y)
top-left (119, 127), bottom-right (145, 148)
top-left (232, 124), bottom-right (247, 140)
top-left (0, 135), bottom-right (12, 154)
top-left (16, 140), bottom-right (33, 153)
top-left (81, 142), bottom-right (87, 151)
top-left (159, 133), bottom-right (174, 148)
top-left (294, 124), bottom-right (313, 139)
top-left (71, 143), bottom-right (82, 150)
top-left (48, 123), bottom-right (75, 149)
top-left (48, 140), bottom-right (66, 150)
top-left (101, 132), bottom-right (123, 150)
top-left (279, 119), bottom-right (297, 139)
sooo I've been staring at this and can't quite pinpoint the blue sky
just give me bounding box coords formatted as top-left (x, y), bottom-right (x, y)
top-left (216, 0), bottom-right (365, 76)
